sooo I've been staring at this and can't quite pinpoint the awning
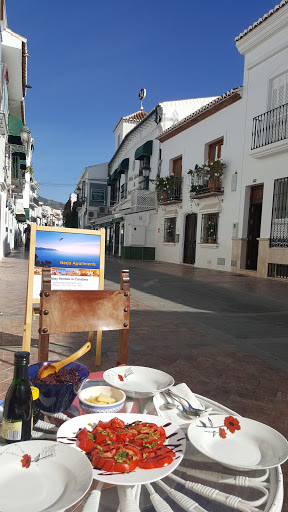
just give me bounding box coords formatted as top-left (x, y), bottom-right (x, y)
top-left (8, 114), bottom-right (23, 137)
top-left (116, 158), bottom-right (129, 175)
top-left (107, 170), bottom-right (119, 184)
top-left (135, 140), bottom-right (153, 160)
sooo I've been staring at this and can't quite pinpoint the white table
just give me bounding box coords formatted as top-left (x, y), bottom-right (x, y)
top-left (36, 380), bottom-right (283, 512)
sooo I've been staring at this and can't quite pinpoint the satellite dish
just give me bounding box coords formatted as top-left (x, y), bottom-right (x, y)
top-left (139, 88), bottom-right (146, 110)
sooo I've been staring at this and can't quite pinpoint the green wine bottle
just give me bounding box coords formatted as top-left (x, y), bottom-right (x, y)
top-left (1, 351), bottom-right (33, 443)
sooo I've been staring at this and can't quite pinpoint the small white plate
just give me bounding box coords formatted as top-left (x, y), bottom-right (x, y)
top-left (103, 366), bottom-right (174, 398)
top-left (187, 414), bottom-right (288, 470)
top-left (57, 412), bottom-right (186, 486)
top-left (0, 440), bottom-right (93, 512)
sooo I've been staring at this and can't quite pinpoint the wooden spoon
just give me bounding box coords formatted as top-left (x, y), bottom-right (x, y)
top-left (36, 341), bottom-right (91, 379)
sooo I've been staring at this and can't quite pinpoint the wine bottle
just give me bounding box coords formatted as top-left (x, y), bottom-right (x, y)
top-left (1, 351), bottom-right (33, 443)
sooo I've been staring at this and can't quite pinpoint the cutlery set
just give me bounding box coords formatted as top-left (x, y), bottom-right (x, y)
top-left (161, 389), bottom-right (209, 418)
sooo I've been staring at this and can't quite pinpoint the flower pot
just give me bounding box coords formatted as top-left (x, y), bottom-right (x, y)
top-left (208, 179), bottom-right (219, 192)
top-left (207, 237), bottom-right (214, 244)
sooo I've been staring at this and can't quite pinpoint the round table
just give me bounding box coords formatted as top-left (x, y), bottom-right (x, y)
top-left (40, 374), bottom-right (284, 512)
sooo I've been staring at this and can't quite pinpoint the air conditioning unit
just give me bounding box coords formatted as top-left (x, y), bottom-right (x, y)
top-left (88, 211), bottom-right (94, 218)
top-left (98, 206), bottom-right (109, 215)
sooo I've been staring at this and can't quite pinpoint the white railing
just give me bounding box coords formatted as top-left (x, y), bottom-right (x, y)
top-left (130, 189), bottom-right (156, 212)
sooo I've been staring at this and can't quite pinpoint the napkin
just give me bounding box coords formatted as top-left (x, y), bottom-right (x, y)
top-left (153, 383), bottom-right (204, 429)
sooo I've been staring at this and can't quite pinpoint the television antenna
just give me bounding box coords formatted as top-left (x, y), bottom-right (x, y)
top-left (139, 88), bottom-right (146, 111)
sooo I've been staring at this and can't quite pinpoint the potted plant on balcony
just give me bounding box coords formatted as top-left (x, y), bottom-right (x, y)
top-left (188, 159), bottom-right (226, 194)
top-left (155, 175), bottom-right (181, 202)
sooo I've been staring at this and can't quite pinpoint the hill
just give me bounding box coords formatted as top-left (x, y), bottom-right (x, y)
top-left (37, 196), bottom-right (65, 210)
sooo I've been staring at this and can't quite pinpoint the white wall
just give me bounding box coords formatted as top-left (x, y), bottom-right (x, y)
top-left (236, 3), bottom-right (288, 240)
top-left (156, 97), bottom-right (243, 270)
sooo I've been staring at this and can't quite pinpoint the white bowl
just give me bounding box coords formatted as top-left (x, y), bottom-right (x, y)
top-left (103, 366), bottom-right (175, 398)
top-left (78, 385), bottom-right (126, 414)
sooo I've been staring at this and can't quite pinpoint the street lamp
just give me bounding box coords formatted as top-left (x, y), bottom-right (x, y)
top-left (20, 125), bottom-right (31, 145)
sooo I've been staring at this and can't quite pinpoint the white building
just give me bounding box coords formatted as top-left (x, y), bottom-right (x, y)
top-left (232, 0), bottom-right (288, 279)
top-left (0, 4), bottom-right (34, 258)
top-left (156, 89), bottom-right (243, 270)
top-left (95, 98), bottom-right (218, 258)
top-left (76, 163), bottom-right (108, 229)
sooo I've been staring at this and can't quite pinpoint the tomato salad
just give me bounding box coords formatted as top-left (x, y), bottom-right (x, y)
top-left (76, 417), bottom-right (176, 473)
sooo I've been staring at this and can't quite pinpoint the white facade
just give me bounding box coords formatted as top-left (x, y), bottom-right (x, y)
top-left (156, 91), bottom-right (243, 270)
top-left (76, 163), bottom-right (108, 229)
top-left (100, 97), bottom-right (218, 258)
top-left (232, 0), bottom-right (288, 278)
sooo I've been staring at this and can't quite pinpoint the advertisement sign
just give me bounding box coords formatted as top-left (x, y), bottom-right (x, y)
top-left (33, 230), bottom-right (101, 297)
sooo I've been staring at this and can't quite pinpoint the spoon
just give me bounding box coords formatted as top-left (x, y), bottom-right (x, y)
top-left (36, 341), bottom-right (91, 379)
top-left (161, 392), bottom-right (200, 417)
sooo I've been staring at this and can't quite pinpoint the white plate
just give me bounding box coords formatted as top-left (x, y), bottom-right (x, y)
top-left (103, 366), bottom-right (175, 398)
top-left (0, 440), bottom-right (93, 512)
top-left (57, 412), bottom-right (186, 486)
top-left (187, 414), bottom-right (288, 470)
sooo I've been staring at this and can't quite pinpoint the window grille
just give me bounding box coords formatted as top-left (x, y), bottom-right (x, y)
top-left (270, 177), bottom-right (288, 247)
top-left (201, 213), bottom-right (219, 243)
top-left (164, 217), bottom-right (176, 243)
top-left (268, 263), bottom-right (288, 279)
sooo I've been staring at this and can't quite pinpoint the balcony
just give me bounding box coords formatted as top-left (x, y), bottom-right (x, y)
top-left (156, 176), bottom-right (182, 204)
top-left (11, 176), bottom-right (24, 193)
top-left (130, 189), bottom-right (156, 212)
top-left (190, 181), bottom-right (224, 198)
top-left (251, 103), bottom-right (288, 150)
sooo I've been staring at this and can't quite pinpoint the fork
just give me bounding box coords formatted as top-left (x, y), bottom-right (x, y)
top-left (162, 391), bottom-right (200, 416)
top-left (166, 389), bottom-right (204, 413)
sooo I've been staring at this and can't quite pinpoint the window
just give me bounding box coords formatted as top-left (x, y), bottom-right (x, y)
top-left (208, 139), bottom-right (223, 162)
top-left (270, 177), bottom-right (288, 248)
top-left (172, 156), bottom-right (182, 178)
top-left (201, 213), bottom-right (219, 243)
top-left (164, 217), bottom-right (176, 243)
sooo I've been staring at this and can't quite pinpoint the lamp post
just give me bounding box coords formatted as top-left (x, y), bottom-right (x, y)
top-left (20, 125), bottom-right (31, 146)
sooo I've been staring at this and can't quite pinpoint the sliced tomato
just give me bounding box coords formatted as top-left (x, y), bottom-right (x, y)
top-left (109, 417), bottom-right (126, 430)
top-left (94, 428), bottom-right (117, 445)
top-left (138, 454), bottom-right (174, 469)
top-left (77, 427), bottom-right (96, 453)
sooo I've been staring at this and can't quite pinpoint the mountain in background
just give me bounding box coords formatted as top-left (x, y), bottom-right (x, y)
top-left (37, 195), bottom-right (65, 210)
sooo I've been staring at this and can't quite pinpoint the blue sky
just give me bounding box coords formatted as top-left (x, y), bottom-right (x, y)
top-left (6, 0), bottom-right (277, 203)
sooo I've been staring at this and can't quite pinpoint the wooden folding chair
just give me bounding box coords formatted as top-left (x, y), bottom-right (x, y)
top-left (38, 267), bottom-right (130, 366)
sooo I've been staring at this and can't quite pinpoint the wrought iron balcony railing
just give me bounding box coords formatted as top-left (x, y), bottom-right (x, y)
top-left (251, 103), bottom-right (288, 149)
top-left (156, 176), bottom-right (182, 204)
top-left (190, 180), bottom-right (223, 198)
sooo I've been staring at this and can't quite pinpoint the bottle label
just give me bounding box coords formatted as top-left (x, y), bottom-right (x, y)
top-left (1, 419), bottom-right (22, 441)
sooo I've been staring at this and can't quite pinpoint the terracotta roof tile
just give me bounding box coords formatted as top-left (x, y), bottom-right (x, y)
top-left (235, 0), bottom-right (288, 41)
top-left (113, 110), bottom-right (148, 132)
top-left (123, 110), bottom-right (147, 122)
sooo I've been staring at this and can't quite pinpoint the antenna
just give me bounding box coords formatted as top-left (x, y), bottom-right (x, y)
top-left (139, 88), bottom-right (146, 111)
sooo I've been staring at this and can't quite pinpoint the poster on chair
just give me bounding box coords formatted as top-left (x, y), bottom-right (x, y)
top-left (29, 225), bottom-right (106, 300)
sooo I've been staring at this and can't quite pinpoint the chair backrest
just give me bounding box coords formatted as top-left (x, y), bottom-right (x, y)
top-left (38, 267), bottom-right (130, 365)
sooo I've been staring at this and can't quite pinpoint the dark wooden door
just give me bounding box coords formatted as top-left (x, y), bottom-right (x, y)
top-left (183, 213), bottom-right (197, 264)
top-left (246, 185), bottom-right (263, 270)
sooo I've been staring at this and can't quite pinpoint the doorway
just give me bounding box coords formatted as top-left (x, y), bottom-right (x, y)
top-left (114, 222), bottom-right (120, 256)
top-left (183, 213), bottom-right (197, 264)
top-left (246, 185), bottom-right (263, 270)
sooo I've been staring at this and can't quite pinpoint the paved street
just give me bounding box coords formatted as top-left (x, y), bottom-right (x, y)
top-left (1, 247), bottom-right (288, 508)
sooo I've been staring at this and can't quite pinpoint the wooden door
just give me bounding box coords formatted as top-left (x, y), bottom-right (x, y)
top-left (246, 185), bottom-right (263, 270)
top-left (183, 213), bottom-right (197, 264)
top-left (172, 157), bottom-right (182, 178)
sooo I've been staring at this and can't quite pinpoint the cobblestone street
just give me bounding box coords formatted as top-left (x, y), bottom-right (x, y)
top-left (1, 247), bottom-right (288, 508)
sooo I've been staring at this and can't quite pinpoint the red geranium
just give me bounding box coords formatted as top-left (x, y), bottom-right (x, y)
top-left (219, 427), bottom-right (226, 439)
top-left (21, 454), bottom-right (31, 468)
top-left (224, 416), bottom-right (241, 434)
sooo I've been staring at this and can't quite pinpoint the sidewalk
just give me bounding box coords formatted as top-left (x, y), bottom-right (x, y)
top-left (1, 247), bottom-right (288, 508)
